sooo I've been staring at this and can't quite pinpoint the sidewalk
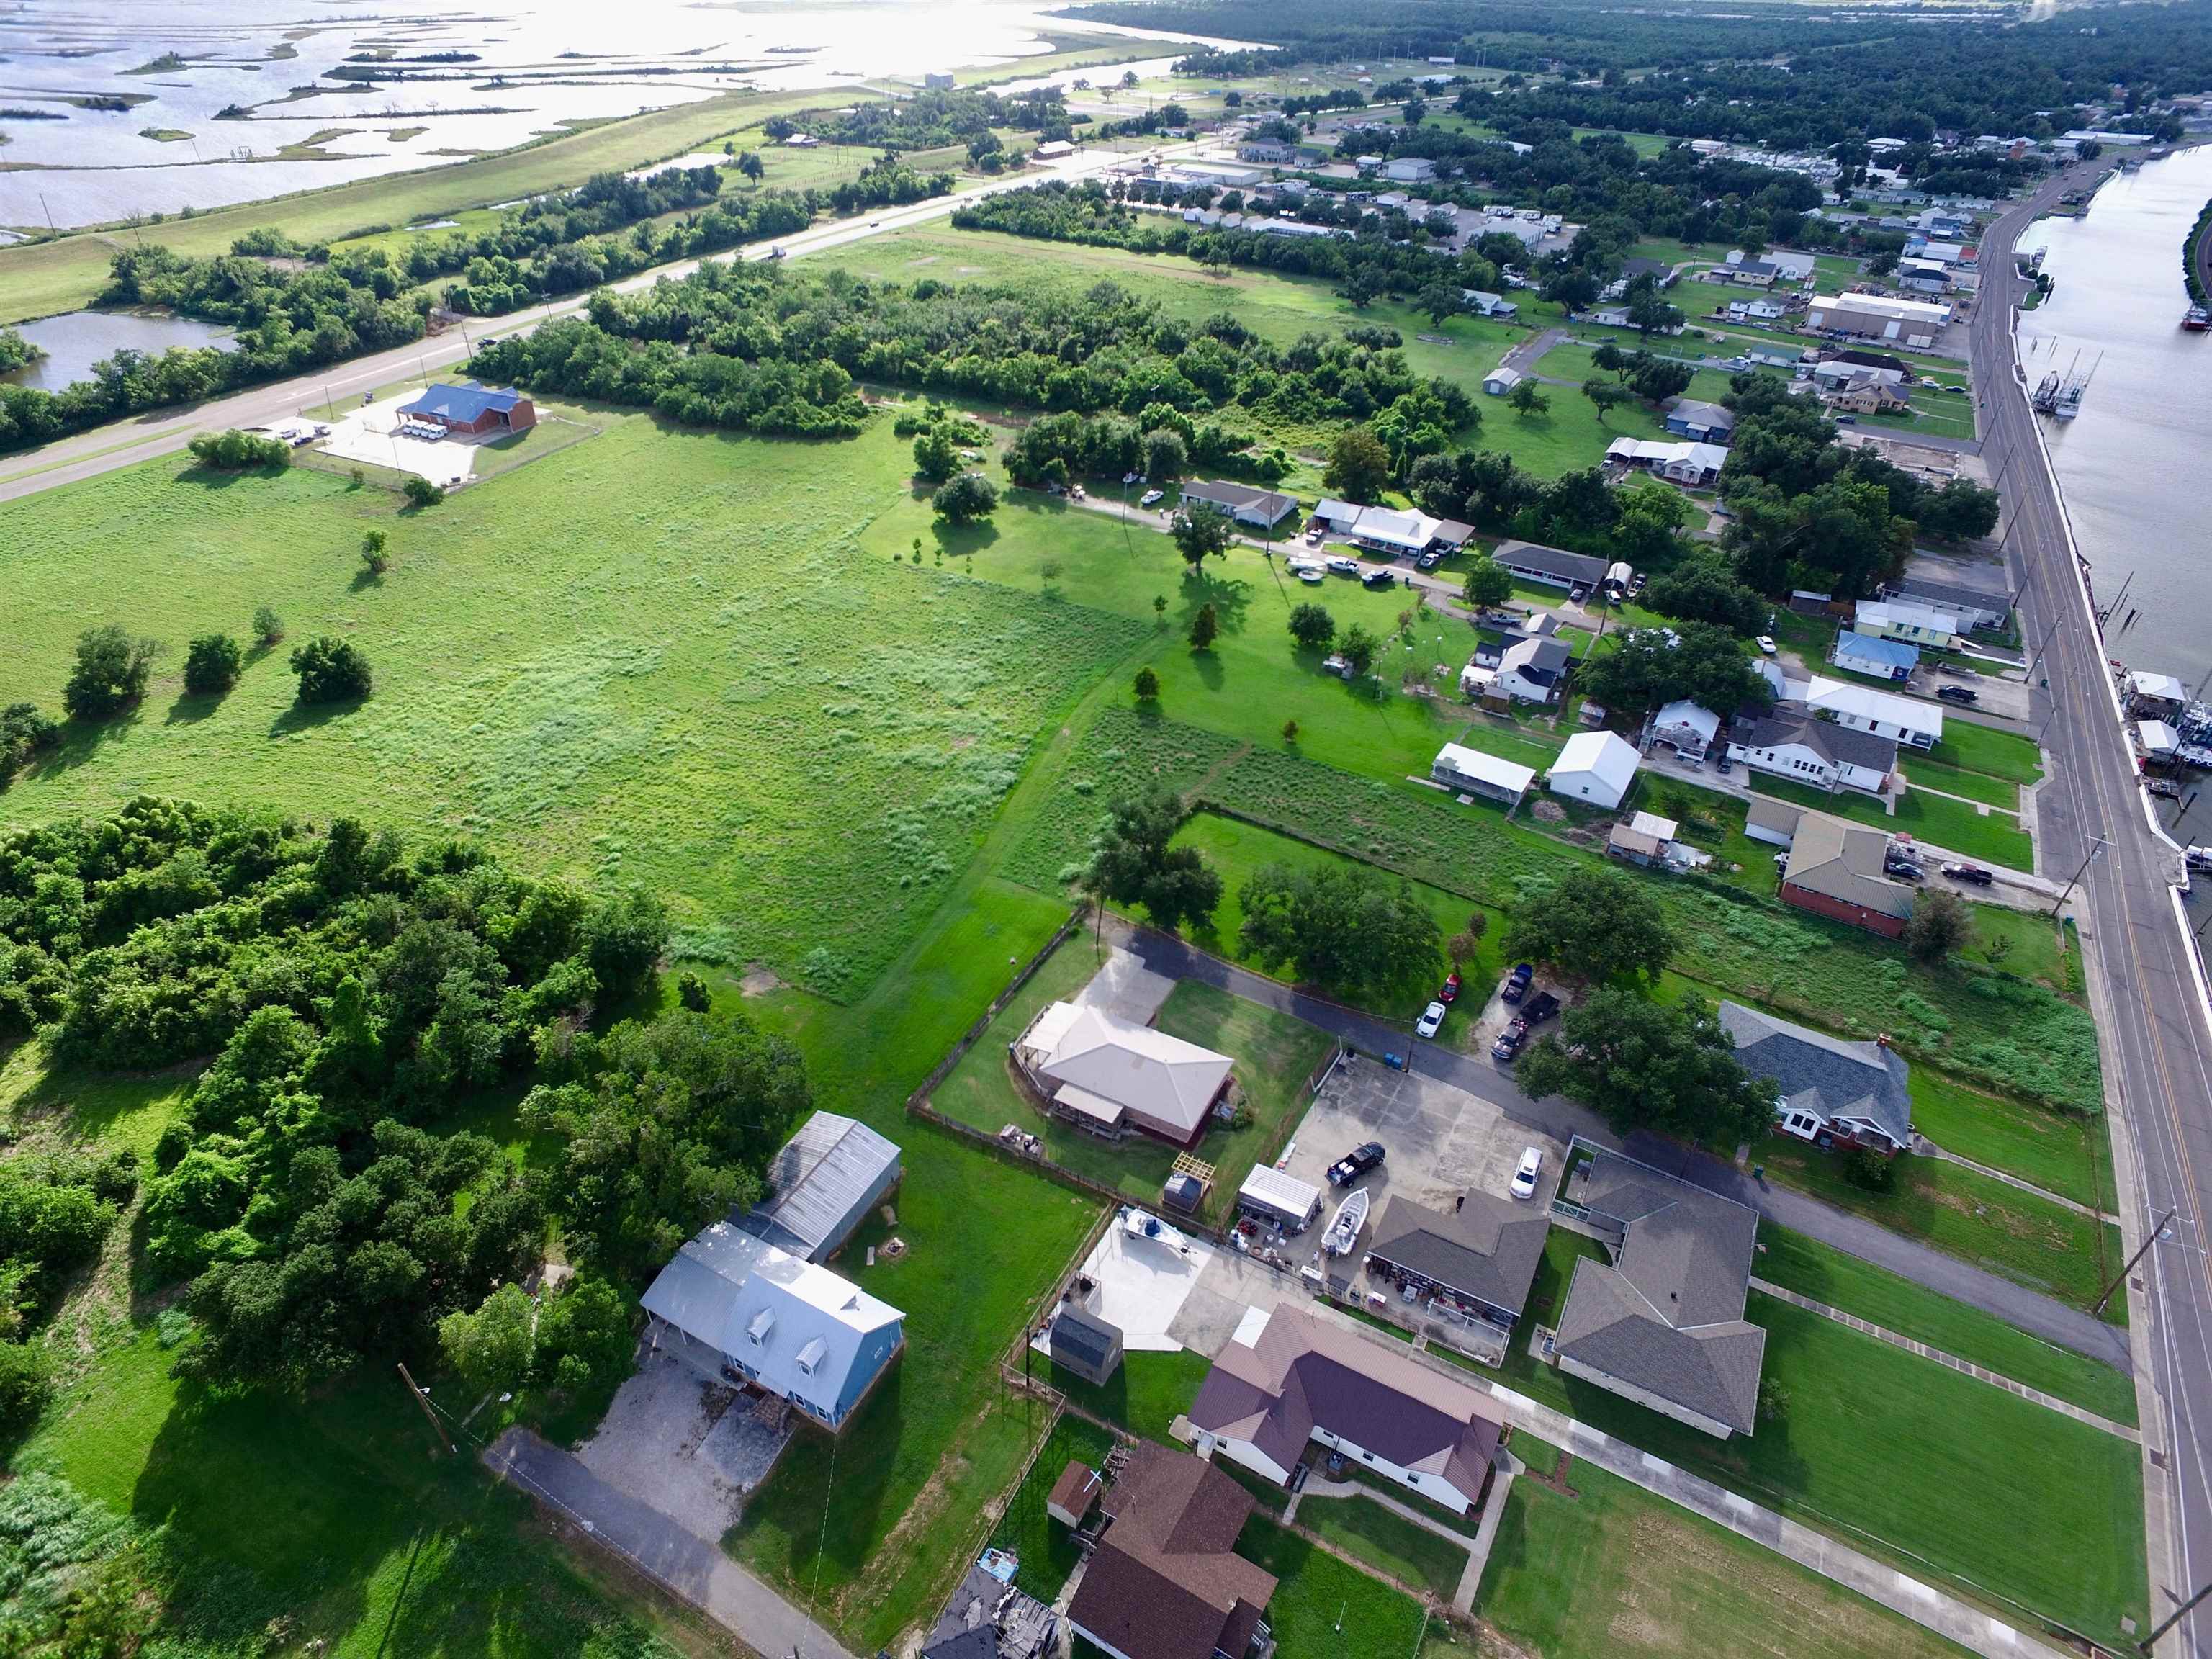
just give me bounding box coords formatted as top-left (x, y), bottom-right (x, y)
top-left (483, 1428), bottom-right (858, 1659)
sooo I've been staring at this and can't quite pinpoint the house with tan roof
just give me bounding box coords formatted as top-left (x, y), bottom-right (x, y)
top-left (1065, 1443), bottom-right (1277, 1659)
top-left (1189, 1303), bottom-right (1506, 1515)
top-left (1775, 812), bottom-right (1916, 939)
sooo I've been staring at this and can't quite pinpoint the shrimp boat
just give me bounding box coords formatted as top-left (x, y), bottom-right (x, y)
top-left (1323, 1187), bottom-right (1370, 1256)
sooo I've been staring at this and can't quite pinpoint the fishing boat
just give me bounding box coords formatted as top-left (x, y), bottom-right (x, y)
top-left (2185, 305), bottom-right (2211, 333)
top-left (1323, 1187), bottom-right (1370, 1256)
top-left (2031, 371), bottom-right (2062, 414)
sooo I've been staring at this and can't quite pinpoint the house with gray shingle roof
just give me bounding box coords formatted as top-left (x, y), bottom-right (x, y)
top-left (1363, 1192), bottom-right (1550, 1329)
top-left (1721, 1002), bottom-right (1912, 1156)
top-left (1551, 1146), bottom-right (1766, 1439)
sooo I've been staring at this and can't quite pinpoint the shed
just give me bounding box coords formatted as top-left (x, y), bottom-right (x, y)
top-left (1432, 742), bottom-right (1536, 807)
top-left (1237, 1166), bottom-right (1321, 1231)
top-left (1047, 1461), bottom-right (1103, 1529)
top-left (1161, 1171), bottom-right (1208, 1215)
top-left (1483, 365), bottom-right (1524, 396)
top-left (1547, 731), bottom-right (1640, 810)
top-left (2139, 719), bottom-right (2181, 763)
top-left (1048, 1306), bottom-right (1125, 1387)
top-left (742, 1112), bottom-right (902, 1263)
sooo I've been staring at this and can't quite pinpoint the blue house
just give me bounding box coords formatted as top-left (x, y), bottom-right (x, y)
top-left (1829, 629), bottom-right (1919, 683)
top-left (1664, 399), bottom-right (1737, 444)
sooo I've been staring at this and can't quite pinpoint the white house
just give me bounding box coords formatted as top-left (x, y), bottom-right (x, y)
top-left (1854, 598), bottom-right (1963, 648)
top-left (1311, 499), bottom-right (1470, 555)
top-left (642, 1223), bottom-right (904, 1431)
top-left (1727, 710), bottom-right (1896, 795)
top-left (1484, 636), bottom-right (1572, 705)
top-left (1461, 289), bottom-right (1519, 319)
top-left (1432, 741), bottom-right (1536, 806)
top-left (1604, 437), bottom-right (1727, 487)
top-left (1647, 699), bottom-right (1720, 762)
top-left (1548, 730), bottom-right (1641, 809)
top-left (1800, 674), bottom-right (1943, 748)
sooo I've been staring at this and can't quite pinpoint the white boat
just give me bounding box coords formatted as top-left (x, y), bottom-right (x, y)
top-left (2187, 846), bottom-right (2212, 872)
top-left (1122, 1207), bottom-right (1194, 1257)
top-left (1323, 1187), bottom-right (1370, 1256)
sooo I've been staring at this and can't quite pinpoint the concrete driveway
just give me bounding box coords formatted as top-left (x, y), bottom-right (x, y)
top-left (577, 1349), bottom-right (791, 1540)
top-left (1073, 943), bottom-right (1177, 1025)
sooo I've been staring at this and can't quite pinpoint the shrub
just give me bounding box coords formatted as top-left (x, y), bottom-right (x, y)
top-left (251, 603), bottom-right (284, 645)
top-left (185, 429), bottom-right (292, 471)
top-left (61, 626), bottom-right (159, 720)
top-left (1843, 1147), bottom-right (1898, 1191)
top-left (288, 636), bottom-right (373, 704)
top-left (0, 1341), bottom-right (50, 1436)
top-left (181, 633), bottom-right (242, 696)
top-left (360, 529), bottom-right (391, 575)
top-left (677, 971), bottom-right (711, 1012)
top-left (401, 475), bottom-right (444, 508)
top-left (932, 471), bottom-right (998, 524)
top-left (0, 703), bottom-right (60, 787)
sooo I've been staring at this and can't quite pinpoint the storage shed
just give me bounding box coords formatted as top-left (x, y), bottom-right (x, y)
top-left (1048, 1306), bottom-right (1125, 1387)
top-left (1237, 1166), bottom-right (1321, 1232)
top-left (1432, 742), bottom-right (1536, 807)
top-left (741, 1112), bottom-right (902, 1263)
top-left (1547, 730), bottom-right (1640, 810)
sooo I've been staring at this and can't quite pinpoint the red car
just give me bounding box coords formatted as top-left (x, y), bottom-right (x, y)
top-left (1439, 971), bottom-right (1462, 1004)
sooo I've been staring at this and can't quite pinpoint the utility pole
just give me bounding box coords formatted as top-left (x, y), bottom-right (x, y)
top-left (397, 1361), bottom-right (453, 1455)
top-left (2139, 1576), bottom-right (2212, 1654)
top-left (2049, 836), bottom-right (2107, 916)
top-left (2094, 1209), bottom-right (2174, 1316)
top-left (2025, 617), bottom-right (2064, 684)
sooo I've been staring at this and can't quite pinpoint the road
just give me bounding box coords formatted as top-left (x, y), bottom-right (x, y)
top-left (1122, 925), bottom-right (2131, 1370)
top-left (1971, 157), bottom-right (2212, 1655)
top-left (0, 150), bottom-right (1128, 505)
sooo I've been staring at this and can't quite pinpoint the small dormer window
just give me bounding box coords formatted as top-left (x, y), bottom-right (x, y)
top-left (749, 1308), bottom-right (775, 1346)
top-left (796, 1336), bottom-right (827, 1376)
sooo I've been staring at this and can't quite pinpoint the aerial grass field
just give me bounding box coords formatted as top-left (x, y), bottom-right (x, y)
top-left (0, 417), bottom-right (1146, 999)
top-left (1293, 1493), bottom-right (1467, 1599)
top-left (985, 1412), bottom-right (1119, 1604)
top-left (1047, 1348), bottom-right (1212, 1444)
top-left (1909, 1066), bottom-right (2113, 1210)
top-left (1501, 1236), bottom-right (2146, 1650)
top-left (1751, 1226), bottom-right (2135, 1423)
top-left (1478, 1434), bottom-right (1977, 1659)
top-left (1233, 1518), bottom-right (1457, 1659)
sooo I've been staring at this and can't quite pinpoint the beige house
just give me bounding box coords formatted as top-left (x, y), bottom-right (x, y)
top-left (1017, 1002), bottom-right (1233, 1147)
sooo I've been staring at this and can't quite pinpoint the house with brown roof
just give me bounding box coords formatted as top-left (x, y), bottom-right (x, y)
top-left (1064, 1444), bottom-right (1277, 1659)
top-left (1188, 1303), bottom-right (1505, 1515)
top-left (1550, 1145), bottom-right (1766, 1439)
top-left (1776, 814), bottom-right (1915, 940)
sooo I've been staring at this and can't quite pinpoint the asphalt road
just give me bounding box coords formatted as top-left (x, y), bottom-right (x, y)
top-left (0, 150), bottom-right (1128, 505)
top-left (1972, 158), bottom-right (2212, 1655)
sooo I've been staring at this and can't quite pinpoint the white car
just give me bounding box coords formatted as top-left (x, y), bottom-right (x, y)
top-left (1755, 634), bottom-right (1777, 655)
top-left (1510, 1146), bottom-right (1545, 1200)
top-left (1414, 1002), bottom-right (1447, 1040)
top-left (1139, 489), bottom-right (1164, 507)
top-left (1326, 557), bottom-right (1362, 576)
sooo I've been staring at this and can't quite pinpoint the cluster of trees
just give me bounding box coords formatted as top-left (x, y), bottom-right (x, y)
top-left (1082, 792), bottom-right (1223, 936)
top-left (1410, 450), bottom-right (1692, 569)
top-left (0, 799), bottom-right (793, 1402)
top-left (823, 158), bottom-right (960, 219)
top-left (186, 428), bottom-right (292, 472)
top-left (472, 261), bottom-right (1464, 447)
top-left (0, 328), bottom-right (37, 374)
top-left (1002, 408), bottom-right (1262, 489)
top-left (798, 86), bottom-right (1078, 150)
top-left (1575, 622), bottom-right (1773, 721)
top-left (0, 705), bottom-right (60, 790)
top-left (1236, 863), bottom-right (1443, 1005)
top-left (0, 1146), bottom-right (138, 1430)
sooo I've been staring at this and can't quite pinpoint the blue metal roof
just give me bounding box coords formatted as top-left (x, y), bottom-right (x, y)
top-left (400, 382), bottom-right (524, 423)
top-left (1833, 630), bottom-right (1919, 669)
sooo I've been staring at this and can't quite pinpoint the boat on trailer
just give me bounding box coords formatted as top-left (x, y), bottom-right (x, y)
top-left (1323, 1187), bottom-right (1370, 1256)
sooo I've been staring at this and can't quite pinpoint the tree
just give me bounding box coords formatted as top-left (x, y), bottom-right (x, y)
top-left (1446, 911), bottom-right (1488, 967)
top-left (533, 1274), bottom-right (634, 1399)
top-left (1624, 352), bottom-right (1695, 405)
top-left (1516, 991), bottom-right (1772, 1145)
top-left (932, 472), bottom-right (998, 524)
top-left (1581, 379), bottom-right (1634, 423)
top-left (1281, 719), bottom-right (1299, 743)
top-left (1642, 548), bottom-right (1765, 636)
top-left (185, 429), bottom-right (291, 471)
top-left (181, 634), bottom-right (242, 697)
top-left (0, 703), bottom-right (60, 788)
top-left (1084, 791), bottom-right (1223, 935)
top-left (677, 971), bottom-right (711, 1012)
top-left (1903, 888), bottom-right (1974, 964)
top-left (1170, 501), bottom-right (1236, 573)
top-left (360, 529), bottom-right (391, 575)
top-left (1419, 283), bottom-right (1460, 327)
top-left (912, 425), bottom-right (960, 482)
top-left (1503, 869), bottom-right (1673, 985)
top-left (1626, 289), bottom-right (1684, 338)
top-left (62, 626), bottom-right (159, 720)
top-left (1323, 427), bottom-right (1392, 504)
top-left (1338, 623), bottom-right (1381, 678)
top-left (289, 636), bottom-right (373, 704)
top-left (1142, 426), bottom-right (1189, 483)
top-left (253, 604), bottom-right (284, 646)
top-left (438, 1282), bottom-right (537, 1398)
top-left (1188, 603), bottom-right (1220, 650)
top-left (1576, 623), bottom-right (1769, 719)
top-left (1153, 595), bottom-right (1169, 627)
top-left (1236, 863), bottom-right (1443, 1002)
top-left (1457, 555), bottom-right (1511, 611)
top-left (1287, 603), bottom-right (1336, 651)
top-left (1133, 665), bottom-right (1161, 701)
top-left (401, 475), bottom-right (444, 509)
top-left (736, 150), bottom-right (765, 180)
top-left (1506, 378), bottom-right (1550, 418)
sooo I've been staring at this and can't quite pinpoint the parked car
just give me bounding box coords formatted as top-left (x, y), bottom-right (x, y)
top-left (1501, 963), bottom-right (1534, 1004)
top-left (1416, 552), bottom-right (1442, 571)
top-left (1415, 1000), bottom-right (1447, 1039)
top-left (1755, 634), bottom-right (1778, 655)
top-left (1716, 749), bottom-right (1732, 775)
top-left (1439, 970), bottom-right (1463, 1004)
top-left (1522, 990), bottom-right (1562, 1025)
top-left (1138, 489), bottom-right (1164, 508)
top-left (1835, 413), bottom-right (1856, 424)
top-left (1491, 1019), bottom-right (1529, 1061)
top-left (1943, 861), bottom-right (1995, 886)
top-left (1936, 685), bottom-right (1978, 704)
top-left (1884, 855), bottom-right (1926, 882)
top-left (1509, 1146), bottom-right (1545, 1200)
top-left (1327, 1142), bottom-right (1385, 1186)
top-left (1327, 557), bottom-right (1362, 576)
top-left (1362, 567), bottom-right (1397, 590)
top-left (1568, 583), bottom-right (1592, 604)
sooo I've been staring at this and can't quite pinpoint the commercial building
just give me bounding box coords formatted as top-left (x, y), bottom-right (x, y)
top-left (642, 1223), bottom-right (904, 1431)
top-left (1551, 1146), bottom-right (1766, 1439)
top-left (1015, 1003), bottom-right (1234, 1147)
top-left (1547, 730), bottom-right (1641, 809)
top-left (1190, 1303), bottom-right (1506, 1514)
top-left (1807, 292), bottom-right (1952, 345)
top-left (398, 382), bottom-right (536, 437)
top-left (1432, 742), bottom-right (1537, 806)
top-left (1722, 1002), bottom-right (1913, 1156)
top-left (742, 1112), bottom-right (901, 1263)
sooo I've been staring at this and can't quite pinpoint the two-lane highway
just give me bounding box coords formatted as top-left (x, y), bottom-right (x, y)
top-left (1973, 158), bottom-right (2212, 1657)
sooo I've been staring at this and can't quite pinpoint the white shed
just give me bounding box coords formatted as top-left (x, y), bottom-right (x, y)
top-left (1547, 731), bottom-right (1642, 810)
top-left (1237, 1166), bottom-right (1321, 1232)
top-left (1483, 365), bottom-right (1524, 396)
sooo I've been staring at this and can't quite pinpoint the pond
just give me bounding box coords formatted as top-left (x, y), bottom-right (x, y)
top-left (4, 308), bottom-right (235, 392)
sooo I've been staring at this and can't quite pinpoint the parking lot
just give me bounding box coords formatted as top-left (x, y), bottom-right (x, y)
top-left (1277, 1050), bottom-right (1568, 1216)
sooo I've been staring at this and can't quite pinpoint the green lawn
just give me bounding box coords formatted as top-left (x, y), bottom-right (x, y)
top-left (1753, 1226), bottom-right (2134, 1422)
top-left (929, 944), bottom-right (1332, 1225)
top-left (1930, 722), bottom-right (2046, 786)
top-left (1234, 1516), bottom-right (1439, 1659)
top-left (1498, 1240), bottom-right (2145, 1650)
top-left (1294, 1493), bottom-right (1468, 1599)
top-left (1748, 773), bottom-right (2033, 870)
top-left (986, 1413), bottom-right (1119, 1604)
top-left (1900, 756), bottom-right (2020, 809)
top-left (1910, 1067), bottom-right (2112, 1211)
top-left (1048, 1348), bottom-right (1212, 1444)
top-left (1479, 1434), bottom-right (1976, 1659)
top-left (1754, 1136), bottom-right (2123, 1319)
top-left (0, 418), bottom-right (1146, 1002)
